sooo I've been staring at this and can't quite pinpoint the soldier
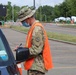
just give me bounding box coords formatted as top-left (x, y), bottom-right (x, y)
top-left (17, 6), bottom-right (53, 75)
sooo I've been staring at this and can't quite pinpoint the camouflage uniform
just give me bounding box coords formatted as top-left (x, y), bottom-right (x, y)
top-left (27, 70), bottom-right (45, 75)
top-left (28, 22), bottom-right (47, 75)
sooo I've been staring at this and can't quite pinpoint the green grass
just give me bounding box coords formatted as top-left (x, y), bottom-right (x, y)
top-left (59, 24), bottom-right (76, 28)
top-left (10, 25), bottom-right (76, 43)
top-left (10, 25), bottom-right (28, 32)
top-left (47, 32), bottom-right (76, 43)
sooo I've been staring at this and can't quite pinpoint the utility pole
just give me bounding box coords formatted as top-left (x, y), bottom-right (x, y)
top-left (39, 0), bottom-right (42, 21)
top-left (33, 0), bottom-right (35, 18)
top-left (33, 0), bottom-right (35, 9)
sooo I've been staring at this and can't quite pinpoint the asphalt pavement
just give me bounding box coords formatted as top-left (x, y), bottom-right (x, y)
top-left (43, 23), bottom-right (76, 36)
top-left (2, 28), bottom-right (76, 75)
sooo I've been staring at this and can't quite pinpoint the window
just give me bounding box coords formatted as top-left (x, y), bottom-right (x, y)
top-left (0, 37), bottom-right (8, 61)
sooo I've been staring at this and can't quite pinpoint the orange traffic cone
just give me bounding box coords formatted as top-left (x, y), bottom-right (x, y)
top-left (17, 63), bottom-right (22, 75)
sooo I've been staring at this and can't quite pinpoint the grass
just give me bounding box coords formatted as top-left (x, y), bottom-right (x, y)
top-left (47, 32), bottom-right (76, 43)
top-left (10, 25), bottom-right (76, 43)
top-left (59, 24), bottom-right (76, 28)
top-left (10, 25), bottom-right (29, 32)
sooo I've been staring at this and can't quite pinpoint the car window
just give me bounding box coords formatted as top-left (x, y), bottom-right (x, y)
top-left (0, 37), bottom-right (8, 61)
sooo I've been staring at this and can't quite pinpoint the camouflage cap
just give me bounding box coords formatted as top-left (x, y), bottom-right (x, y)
top-left (17, 7), bottom-right (36, 22)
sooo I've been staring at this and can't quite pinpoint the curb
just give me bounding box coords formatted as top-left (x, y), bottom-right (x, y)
top-left (49, 38), bottom-right (76, 45)
top-left (11, 28), bottom-right (76, 45)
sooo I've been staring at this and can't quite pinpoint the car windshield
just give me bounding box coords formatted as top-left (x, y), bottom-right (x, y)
top-left (0, 37), bottom-right (8, 61)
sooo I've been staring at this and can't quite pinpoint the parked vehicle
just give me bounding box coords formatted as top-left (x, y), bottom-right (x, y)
top-left (0, 29), bottom-right (29, 75)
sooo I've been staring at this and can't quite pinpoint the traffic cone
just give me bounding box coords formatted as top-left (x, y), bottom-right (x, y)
top-left (17, 63), bottom-right (22, 75)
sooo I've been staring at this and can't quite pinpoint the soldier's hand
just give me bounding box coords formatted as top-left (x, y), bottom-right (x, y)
top-left (14, 46), bottom-right (19, 51)
top-left (14, 43), bottom-right (22, 51)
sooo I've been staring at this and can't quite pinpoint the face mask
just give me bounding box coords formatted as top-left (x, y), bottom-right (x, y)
top-left (22, 21), bottom-right (30, 27)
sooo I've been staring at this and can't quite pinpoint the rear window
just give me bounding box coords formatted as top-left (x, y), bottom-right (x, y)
top-left (0, 37), bottom-right (8, 61)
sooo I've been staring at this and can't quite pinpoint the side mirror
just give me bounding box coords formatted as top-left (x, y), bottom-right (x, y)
top-left (16, 47), bottom-right (29, 64)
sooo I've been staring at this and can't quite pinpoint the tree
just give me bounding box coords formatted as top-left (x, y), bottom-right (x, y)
top-left (36, 5), bottom-right (54, 22)
top-left (4, 1), bottom-right (20, 21)
top-left (6, 1), bottom-right (12, 21)
top-left (59, 2), bottom-right (69, 17)
top-left (53, 5), bottom-right (60, 18)
top-left (64, 0), bottom-right (76, 16)
top-left (13, 5), bottom-right (20, 21)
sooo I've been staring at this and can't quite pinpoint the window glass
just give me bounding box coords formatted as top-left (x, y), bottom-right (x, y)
top-left (0, 38), bottom-right (8, 61)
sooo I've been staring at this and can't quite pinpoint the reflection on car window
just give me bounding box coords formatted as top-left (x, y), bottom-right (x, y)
top-left (0, 38), bottom-right (8, 61)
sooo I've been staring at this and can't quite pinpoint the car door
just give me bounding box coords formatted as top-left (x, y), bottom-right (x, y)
top-left (0, 29), bottom-right (20, 75)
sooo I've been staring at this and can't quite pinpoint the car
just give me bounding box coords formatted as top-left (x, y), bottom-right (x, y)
top-left (0, 29), bottom-right (29, 75)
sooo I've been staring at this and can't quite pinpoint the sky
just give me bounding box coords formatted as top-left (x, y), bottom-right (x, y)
top-left (0, 0), bottom-right (64, 8)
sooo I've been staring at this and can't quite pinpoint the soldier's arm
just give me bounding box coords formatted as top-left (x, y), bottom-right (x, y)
top-left (29, 26), bottom-right (45, 56)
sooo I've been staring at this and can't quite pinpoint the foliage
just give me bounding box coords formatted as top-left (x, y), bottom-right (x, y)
top-left (0, 0), bottom-right (76, 22)
top-left (67, 0), bottom-right (76, 16)
top-left (36, 0), bottom-right (76, 22)
top-left (0, 1), bottom-right (20, 22)
top-left (36, 5), bottom-right (54, 22)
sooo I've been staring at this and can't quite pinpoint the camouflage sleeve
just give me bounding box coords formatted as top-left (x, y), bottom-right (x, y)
top-left (29, 26), bottom-right (45, 56)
